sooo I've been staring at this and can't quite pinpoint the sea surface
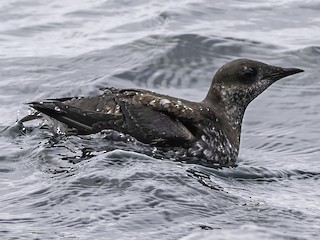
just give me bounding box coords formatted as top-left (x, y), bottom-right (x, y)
top-left (0, 0), bottom-right (320, 239)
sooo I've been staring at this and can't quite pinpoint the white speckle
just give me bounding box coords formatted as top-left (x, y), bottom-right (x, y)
top-left (152, 147), bottom-right (157, 154)
top-left (56, 126), bottom-right (61, 134)
top-left (83, 113), bottom-right (86, 116)
top-left (39, 101), bottom-right (43, 104)
top-left (149, 99), bottom-right (156, 106)
top-left (16, 109), bottom-right (20, 122)
top-left (96, 108), bottom-right (100, 112)
top-left (187, 107), bottom-right (193, 112)
top-left (54, 106), bottom-right (61, 112)
top-left (203, 149), bottom-right (211, 158)
top-left (160, 99), bottom-right (171, 106)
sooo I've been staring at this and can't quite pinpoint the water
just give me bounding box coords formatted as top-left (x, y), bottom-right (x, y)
top-left (0, 0), bottom-right (320, 239)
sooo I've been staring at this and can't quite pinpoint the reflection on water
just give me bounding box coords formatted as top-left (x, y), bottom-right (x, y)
top-left (0, 0), bottom-right (320, 239)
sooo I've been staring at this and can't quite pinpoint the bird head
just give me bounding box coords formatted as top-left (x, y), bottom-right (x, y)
top-left (206, 58), bottom-right (304, 108)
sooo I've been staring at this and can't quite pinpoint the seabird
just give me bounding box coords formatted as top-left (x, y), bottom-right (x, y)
top-left (21, 59), bottom-right (303, 167)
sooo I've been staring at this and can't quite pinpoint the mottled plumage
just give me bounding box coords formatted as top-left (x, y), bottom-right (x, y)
top-left (22, 59), bottom-right (303, 167)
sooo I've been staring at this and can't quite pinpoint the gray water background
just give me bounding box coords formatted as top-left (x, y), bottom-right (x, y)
top-left (0, 0), bottom-right (320, 239)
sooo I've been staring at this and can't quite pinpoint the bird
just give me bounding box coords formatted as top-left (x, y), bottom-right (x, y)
top-left (21, 58), bottom-right (304, 168)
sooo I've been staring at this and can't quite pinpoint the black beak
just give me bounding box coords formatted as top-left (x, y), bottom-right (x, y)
top-left (267, 67), bottom-right (304, 81)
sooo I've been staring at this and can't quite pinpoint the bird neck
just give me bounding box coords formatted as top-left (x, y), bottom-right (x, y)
top-left (204, 84), bottom-right (249, 141)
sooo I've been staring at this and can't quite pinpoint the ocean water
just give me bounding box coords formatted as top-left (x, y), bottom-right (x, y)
top-left (0, 0), bottom-right (320, 239)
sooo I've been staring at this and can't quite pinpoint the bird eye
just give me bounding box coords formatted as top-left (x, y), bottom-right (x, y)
top-left (240, 67), bottom-right (257, 80)
top-left (243, 68), bottom-right (254, 76)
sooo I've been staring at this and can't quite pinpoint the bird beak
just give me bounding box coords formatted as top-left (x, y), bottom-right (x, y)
top-left (267, 66), bottom-right (304, 81)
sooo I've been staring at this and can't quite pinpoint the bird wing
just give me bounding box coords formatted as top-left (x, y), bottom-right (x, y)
top-left (28, 99), bottom-right (123, 135)
top-left (106, 88), bottom-right (203, 120)
top-left (27, 88), bottom-right (200, 146)
top-left (117, 100), bottom-right (195, 146)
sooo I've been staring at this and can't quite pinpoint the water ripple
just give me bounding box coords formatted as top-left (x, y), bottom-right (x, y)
top-left (0, 0), bottom-right (320, 239)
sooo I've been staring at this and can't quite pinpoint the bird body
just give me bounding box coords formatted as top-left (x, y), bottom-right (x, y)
top-left (23, 59), bottom-right (303, 167)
